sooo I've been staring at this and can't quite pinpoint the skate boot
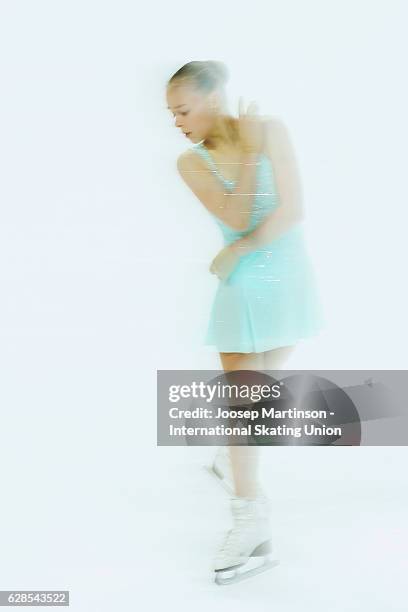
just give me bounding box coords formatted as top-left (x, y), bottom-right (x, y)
top-left (205, 447), bottom-right (270, 501)
top-left (213, 496), bottom-right (279, 585)
top-left (204, 446), bottom-right (234, 495)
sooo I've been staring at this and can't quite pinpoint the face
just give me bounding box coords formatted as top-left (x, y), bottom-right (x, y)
top-left (166, 83), bottom-right (216, 143)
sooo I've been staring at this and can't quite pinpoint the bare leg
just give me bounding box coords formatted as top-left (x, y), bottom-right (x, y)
top-left (260, 344), bottom-right (297, 488)
top-left (263, 345), bottom-right (296, 371)
top-left (218, 347), bottom-right (296, 498)
top-left (219, 352), bottom-right (264, 499)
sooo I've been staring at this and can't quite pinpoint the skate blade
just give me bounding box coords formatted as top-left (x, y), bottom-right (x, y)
top-left (203, 464), bottom-right (234, 495)
top-left (214, 556), bottom-right (280, 586)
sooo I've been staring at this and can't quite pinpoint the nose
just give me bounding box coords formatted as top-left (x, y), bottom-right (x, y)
top-left (175, 116), bottom-right (183, 128)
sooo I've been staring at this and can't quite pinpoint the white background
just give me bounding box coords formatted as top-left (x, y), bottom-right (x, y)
top-left (0, 0), bottom-right (407, 609)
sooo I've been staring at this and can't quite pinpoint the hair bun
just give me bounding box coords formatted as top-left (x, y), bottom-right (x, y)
top-left (205, 60), bottom-right (228, 86)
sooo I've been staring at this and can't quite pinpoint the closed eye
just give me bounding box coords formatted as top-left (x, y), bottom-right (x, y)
top-left (170, 111), bottom-right (189, 118)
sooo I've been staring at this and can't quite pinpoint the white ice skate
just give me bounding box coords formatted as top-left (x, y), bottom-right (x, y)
top-left (204, 446), bottom-right (234, 495)
top-left (204, 447), bottom-right (270, 500)
top-left (213, 496), bottom-right (279, 586)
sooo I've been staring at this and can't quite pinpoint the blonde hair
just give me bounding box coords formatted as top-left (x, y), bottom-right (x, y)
top-left (167, 60), bottom-right (228, 93)
top-left (168, 60), bottom-right (239, 144)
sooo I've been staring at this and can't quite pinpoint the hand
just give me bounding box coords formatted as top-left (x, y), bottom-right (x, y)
top-left (238, 97), bottom-right (264, 154)
top-left (209, 245), bottom-right (241, 281)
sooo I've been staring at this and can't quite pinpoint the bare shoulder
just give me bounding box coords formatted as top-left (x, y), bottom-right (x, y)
top-left (261, 115), bottom-right (296, 163)
top-left (261, 115), bottom-right (289, 139)
top-left (177, 149), bottom-right (205, 174)
top-left (176, 149), bottom-right (211, 193)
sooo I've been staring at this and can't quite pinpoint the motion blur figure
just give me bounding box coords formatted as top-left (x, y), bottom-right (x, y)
top-left (166, 60), bottom-right (323, 585)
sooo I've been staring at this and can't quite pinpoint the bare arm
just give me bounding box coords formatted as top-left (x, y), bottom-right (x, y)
top-left (230, 118), bottom-right (305, 256)
top-left (177, 148), bottom-right (260, 232)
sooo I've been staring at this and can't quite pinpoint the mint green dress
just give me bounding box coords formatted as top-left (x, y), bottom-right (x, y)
top-left (192, 142), bottom-right (324, 353)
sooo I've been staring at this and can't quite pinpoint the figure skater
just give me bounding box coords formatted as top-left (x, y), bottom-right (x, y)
top-left (166, 60), bottom-right (323, 585)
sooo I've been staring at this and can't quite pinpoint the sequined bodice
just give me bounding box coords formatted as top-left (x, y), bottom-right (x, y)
top-left (192, 142), bottom-right (290, 246)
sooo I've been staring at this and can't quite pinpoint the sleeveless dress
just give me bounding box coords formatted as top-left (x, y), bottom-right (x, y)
top-left (192, 141), bottom-right (324, 353)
